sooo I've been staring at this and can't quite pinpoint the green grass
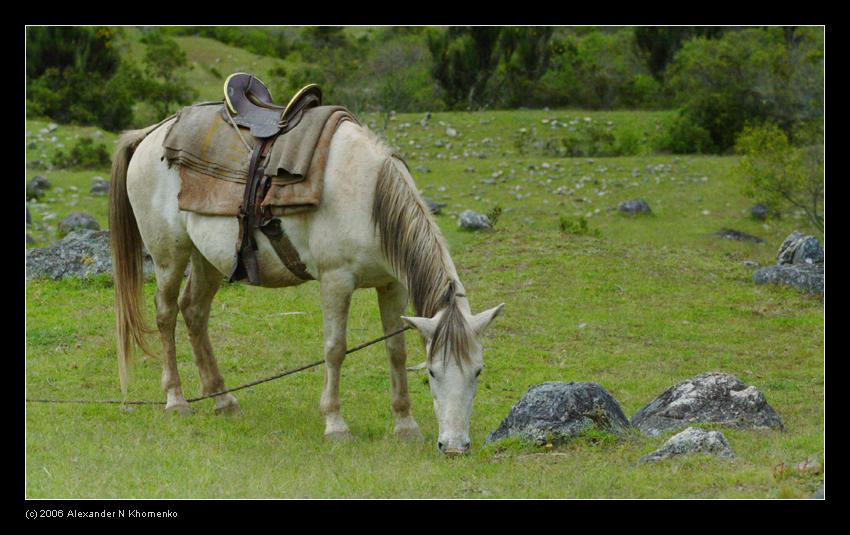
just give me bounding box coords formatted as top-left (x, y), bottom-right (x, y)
top-left (25, 109), bottom-right (824, 498)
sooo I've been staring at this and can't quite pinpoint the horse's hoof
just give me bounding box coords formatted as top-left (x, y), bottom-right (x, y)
top-left (394, 426), bottom-right (424, 443)
top-left (324, 429), bottom-right (354, 442)
top-left (165, 402), bottom-right (192, 416)
top-left (214, 399), bottom-right (241, 416)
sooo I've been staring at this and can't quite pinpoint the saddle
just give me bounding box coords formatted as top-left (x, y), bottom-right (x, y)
top-left (223, 73), bottom-right (321, 285)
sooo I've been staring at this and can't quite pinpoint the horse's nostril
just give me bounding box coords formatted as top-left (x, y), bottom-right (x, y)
top-left (438, 441), bottom-right (445, 451)
top-left (462, 441), bottom-right (471, 451)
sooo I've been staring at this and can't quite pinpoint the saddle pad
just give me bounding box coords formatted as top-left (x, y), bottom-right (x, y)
top-left (162, 103), bottom-right (358, 216)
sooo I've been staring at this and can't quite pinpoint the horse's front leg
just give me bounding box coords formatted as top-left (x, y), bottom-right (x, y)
top-left (319, 270), bottom-right (355, 441)
top-left (377, 281), bottom-right (423, 442)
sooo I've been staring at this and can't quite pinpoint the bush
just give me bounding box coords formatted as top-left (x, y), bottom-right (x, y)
top-left (733, 123), bottom-right (823, 231)
top-left (51, 138), bottom-right (111, 169)
top-left (559, 215), bottom-right (600, 237)
top-left (657, 112), bottom-right (715, 154)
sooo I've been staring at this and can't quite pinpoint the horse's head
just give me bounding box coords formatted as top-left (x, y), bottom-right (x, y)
top-left (403, 302), bottom-right (503, 455)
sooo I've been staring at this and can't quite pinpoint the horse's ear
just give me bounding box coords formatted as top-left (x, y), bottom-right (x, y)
top-left (471, 303), bottom-right (504, 335)
top-left (401, 315), bottom-right (438, 339)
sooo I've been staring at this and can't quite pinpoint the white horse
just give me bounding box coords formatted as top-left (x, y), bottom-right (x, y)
top-left (110, 116), bottom-right (503, 454)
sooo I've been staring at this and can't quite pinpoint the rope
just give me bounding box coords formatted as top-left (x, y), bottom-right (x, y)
top-left (25, 326), bottom-right (411, 406)
top-left (224, 105), bottom-right (254, 154)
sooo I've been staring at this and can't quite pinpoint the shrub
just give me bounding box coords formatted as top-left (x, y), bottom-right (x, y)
top-left (51, 138), bottom-right (111, 169)
top-left (657, 112), bottom-right (715, 154)
top-left (487, 206), bottom-right (503, 229)
top-left (733, 123), bottom-right (823, 231)
top-left (559, 215), bottom-right (600, 237)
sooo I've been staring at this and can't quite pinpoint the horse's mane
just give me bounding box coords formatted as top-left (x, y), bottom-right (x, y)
top-left (371, 153), bottom-right (471, 367)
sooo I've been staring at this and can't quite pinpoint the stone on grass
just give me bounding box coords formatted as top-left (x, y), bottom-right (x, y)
top-left (424, 197), bottom-right (446, 215)
top-left (58, 212), bottom-right (100, 237)
top-left (485, 382), bottom-right (631, 446)
top-left (751, 204), bottom-right (768, 220)
top-left (26, 230), bottom-right (155, 280)
top-left (90, 176), bottom-right (110, 196)
top-left (27, 175), bottom-right (51, 200)
top-left (714, 228), bottom-right (763, 243)
top-left (618, 198), bottom-right (651, 216)
top-left (639, 427), bottom-right (735, 463)
top-left (776, 231), bottom-right (824, 266)
top-left (753, 264), bottom-right (824, 295)
top-left (631, 372), bottom-right (784, 437)
top-left (459, 210), bottom-right (491, 231)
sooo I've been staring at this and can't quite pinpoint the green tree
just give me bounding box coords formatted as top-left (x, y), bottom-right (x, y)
top-left (138, 29), bottom-right (197, 117)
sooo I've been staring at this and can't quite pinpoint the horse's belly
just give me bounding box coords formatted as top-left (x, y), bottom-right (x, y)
top-left (185, 213), bottom-right (308, 288)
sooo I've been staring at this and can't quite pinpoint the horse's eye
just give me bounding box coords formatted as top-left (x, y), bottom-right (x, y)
top-left (475, 368), bottom-right (482, 378)
top-left (429, 369), bottom-right (435, 378)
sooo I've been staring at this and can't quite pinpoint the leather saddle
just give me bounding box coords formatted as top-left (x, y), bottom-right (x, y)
top-left (224, 73), bottom-right (322, 138)
top-left (223, 73), bottom-right (321, 285)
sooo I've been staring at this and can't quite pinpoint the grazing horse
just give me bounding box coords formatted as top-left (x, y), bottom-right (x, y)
top-left (110, 117), bottom-right (503, 454)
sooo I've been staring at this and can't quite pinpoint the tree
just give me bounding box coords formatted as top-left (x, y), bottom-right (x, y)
top-left (734, 123), bottom-right (823, 232)
top-left (633, 26), bottom-right (726, 81)
top-left (138, 29), bottom-right (197, 117)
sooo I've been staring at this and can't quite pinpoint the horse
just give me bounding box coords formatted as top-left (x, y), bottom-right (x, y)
top-left (109, 116), bottom-right (504, 455)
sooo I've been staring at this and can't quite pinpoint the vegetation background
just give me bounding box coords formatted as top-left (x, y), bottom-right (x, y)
top-left (25, 26), bottom-right (824, 498)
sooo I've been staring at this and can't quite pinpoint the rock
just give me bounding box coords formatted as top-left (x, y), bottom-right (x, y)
top-left (47, 122), bottom-right (58, 132)
top-left (446, 127), bottom-right (458, 137)
top-left (25, 230), bottom-right (154, 280)
top-left (26, 233), bottom-right (35, 245)
top-left (714, 228), bottom-right (763, 243)
top-left (485, 382), bottom-right (631, 445)
top-left (90, 176), bottom-right (110, 195)
top-left (424, 198), bottom-right (446, 215)
top-left (639, 427), bottom-right (735, 463)
top-left (458, 210), bottom-right (491, 231)
top-left (27, 141), bottom-right (37, 150)
top-left (776, 231), bottom-right (824, 266)
top-left (753, 263), bottom-right (824, 295)
top-left (414, 165), bottom-right (431, 174)
top-left (631, 372), bottom-right (784, 436)
top-left (751, 204), bottom-right (768, 220)
top-left (618, 198), bottom-right (651, 216)
top-left (58, 212), bottom-right (100, 237)
top-left (27, 175), bottom-right (51, 200)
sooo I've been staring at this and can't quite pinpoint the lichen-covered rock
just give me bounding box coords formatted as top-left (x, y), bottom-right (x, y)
top-left (90, 176), bottom-right (110, 196)
top-left (777, 231), bottom-right (824, 266)
top-left (25, 230), bottom-right (154, 280)
top-left (57, 212), bottom-right (100, 237)
top-left (459, 210), bottom-right (491, 231)
top-left (639, 427), bottom-right (735, 463)
top-left (751, 204), bottom-right (768, 220)
top-left (424, 197), bottom-right (446, 215)
top-left (27, 175), bottom-right (51, 200)
top-left (618, 198), bottom-right (651, 216)
top-left (631, 372), bottom-right (784, 436)
top-left (485, 382), bottom-right (631, 445)
top-left (753, 263), bottom-right (824, 295)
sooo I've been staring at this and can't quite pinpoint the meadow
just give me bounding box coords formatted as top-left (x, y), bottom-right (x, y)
top-left (25, 104), bottom-right (824, 498)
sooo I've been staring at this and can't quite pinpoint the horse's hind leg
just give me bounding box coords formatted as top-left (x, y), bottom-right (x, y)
top-left (179, 249), bottom-right (240, 415)
top-left (153, 254), bottom-right (192, 415)
top-left (319, 270), bottom-right (356, 441)
top-left (376, 281), bottom-right (423, 442)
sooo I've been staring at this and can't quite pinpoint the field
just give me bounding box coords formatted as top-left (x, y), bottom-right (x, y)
top-left (25, 106), bottom-right (824, 498)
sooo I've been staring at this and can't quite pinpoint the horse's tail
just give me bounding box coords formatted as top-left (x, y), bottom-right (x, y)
top-left (109, 127), bottom-right (156, 395)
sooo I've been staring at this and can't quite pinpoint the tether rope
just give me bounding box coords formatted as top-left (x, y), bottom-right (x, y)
top-left (25, 326), bottom-right (411, 406)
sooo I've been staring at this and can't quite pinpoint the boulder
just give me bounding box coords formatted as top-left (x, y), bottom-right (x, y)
top-left (90, 176), bottom-right (110, 196)
top-left (618, 198), bottom-right (651, 216)
top-left (26, 230), bottom-right (155, 280)
top-left (27, 175), bottom-right (51, 200)
top-left (459, 210), bottom-right (491, 231)
top-left (58, 212), bottom-right (100, 237)
top-left (631, 372), bottom-right (783, 436)
top-left (753, 264), bottom-right (824, 295)
top-left (776, 231), bottom-right (824, 266)
top-left (714, 228), bottom-right (763, 243)
top-left (485, 382), bottom-right (631, 445)
top-left (639, 427), bottom-right (735, 463)
top-left (751, 204), bottom-right (768, 220)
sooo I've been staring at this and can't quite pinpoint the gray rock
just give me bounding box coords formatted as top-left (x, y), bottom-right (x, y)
top-left (458, 210), bottom-right (491, 231)
top-left (639, 427), bottom-right (735, 463)
top-left (714, 228), bottom-right (763, 243)
top-left (618, 198), bottom-right (651, 216)
top-left (751, 204), bottom-right (768, 220)
top-left (58, 212), bottom-right (100, 237)
top-left (25, 230), bottom-right (154, 280)
top-left (777, 231), bottom-right (824, 266)
top-left (27, 175), bottom-right (51, 200)
top-left (414, 165), bottom-right (431, 174)
top-left (90, 176), bottom-right (110, 196)
top-left (446, 127), bottom-right (458, 137)
top-left (27, 141), bottom-right (37, 150)
top-left (631, 372), bottom-right (784, 436)
top-left (753, 263), bottom-right (824, 295)
top-left (424, 197), bottom-right (446, 215)
top-left (485, 381), bottom-right (631, 445)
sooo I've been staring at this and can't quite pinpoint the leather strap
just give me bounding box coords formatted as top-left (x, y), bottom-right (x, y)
top-left (259, 219), bottom-right (314, 280)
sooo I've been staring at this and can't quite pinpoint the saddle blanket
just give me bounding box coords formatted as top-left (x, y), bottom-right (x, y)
top-left (162, 102), bottom-right (359, 216)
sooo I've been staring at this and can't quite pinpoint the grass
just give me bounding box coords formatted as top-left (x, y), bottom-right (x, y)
top-left (25, 107), bottom-right (824, 498)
